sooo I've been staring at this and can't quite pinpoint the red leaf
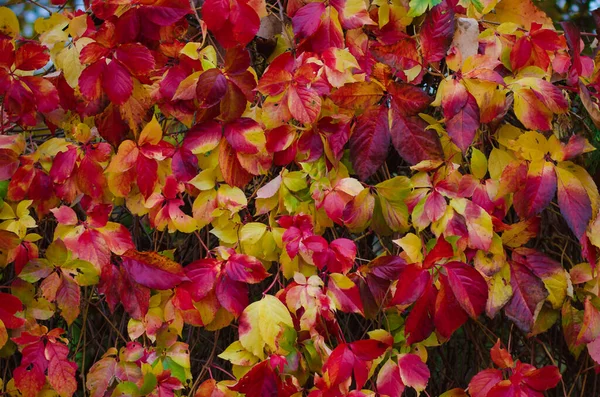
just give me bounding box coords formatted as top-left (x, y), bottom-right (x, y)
top-left (121, 250), bottom-right (188, 290)
top-left (219, 139), bottom-right (253, 188)
top-left (118, 267), bottom-right (151, 319)
top-left (434, 274), bottom-right (469, 338)
top-left (324, 340), bottom-right (388, 389)
top-left (365, 255), bottom-right (407, 280)
top-left (103, 60), bottom-right (133, 105)
top-left (420, 0), bottom-right (455, 63)
top-left (76, 156), bottom-right (106, 199)
top-left (514, 160), bottom-right (557, 218)
top-left (225, 253), bottom-right (270, 283)
top-left (115, 43), bottom-right (155, 77)
top-left (80, 42), bottom-right (110, 65)
top-left (397, 353), bottom-right (430, 391)
top-left (504, 261), bottom-right (548, 332)
top-left (388, 83), bottom-right (432, 116)
top-left (390, 107), bottom-right (443, 165)
top-left (216, 275), bottom-right (248, 317)
top-left (292, 3), bottom-right (325, 38)
top-left (423, 237), bottom-right (454, 268)
top-left (405, 283), bottom-right (436, 344)
top-left (442, 80), bottom-right (480, 152)
top-left (555, 164), bottom-right (592, 239)
top-left (100, 223), bottom-right (135, 256)
top-left (229, 361), bottom-right (293, 397)
top-left (65, 229), bottom-right (110, 270)
top-left (468, 369), bottom-right (503, 397)
top-left (330, 81), bottom-right (385, 111)
top-left (377, 359), bottom-right (405, 396)
top-left (327, 273), bottom-right (364, 314)
top-left (371, 39), bottom-right (421, 82)
top-left (391, 265), bottom-right (430, 306)
top-left (172, 147), bottom-right (198, 182)
top-left (328, 238), bottom-right (357, 274)
top-left (287, 84), bottom-right (321, 124)
top-left (0, 39), bottom-right (15, 69)
top-left (444, 262), bottom-right (488, 318)
top-left (522, 365), bottom-right (561, 391)
top-left (20, 76), bottom-right (59, 113)
top-left (0, 148), bottom-right (20, 181)
top-left (196, 69), bottom-right (228, 108)
top-left (184, 121), bottom-right (223, 153)
top-left (142, 2), bottom-right (191, 26)
top-left (46, 341), bottom-right (77, 397)
top-left (0, 292), bottom-right (25, 329)
top-left (50, 147), bottom-right (78, 184)
top-left (202, 0), bottom-right (260, 48)
top-left (349, 106), bottom-right (391, 180)
top-left (490, 340), bottom-right (514, 369)
top-left (79, 60), bottom-right (106, 101)
top-left (14, 43), bottom-right (49, 71)
top-left (224, 118), bottom-right (262, 154)
top-left (136, 155), bottom-right (159, 199)
top-left (13, 365), bottom-right (46, 397)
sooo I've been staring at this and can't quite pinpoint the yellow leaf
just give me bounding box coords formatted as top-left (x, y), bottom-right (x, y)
top-left (67, 14), bottom-right (89, 38)
top-left (35, 13), bottom-right (69, 47)
top-left (55, 37), bottom-right (94, 88)
top-left (542, 268), bottom-right (571, 309)
top-left (474, 234), bottom-right (505, 275)
top-left (282, 171), bottom-right (307, 192)
top-left (205, 307), bottom-right (235, 331)
top-left (501, 219), bottom-right (538, 248)
top-left (189, 168), bottom-right (217, 190)
top-left (393, 233), bottom-right (423, 263)
top-left (192, 190), bottom-right (217, 228)
top-left (470, 148), bottom-right (487, 179)
top-left (0, 319), bottom-right (7, 349)
top-left (16, 200), bottom-right (33, 219)
top-left (239, 223), bottom-right (267, 245)
top-left (198, 45), bottom-right (218, 68)
top-left (496, 124), bottom-right (523, 148)
top-left (139, 116), bottom-right (163, 146)
top-left (239, 295), bottom-right (294, 359)
top-left (210, 214), bottom-right (240, 244)
top-left (120, 82), bottom-right (153, 135)
top-left (488, 147), bottom-right (514, 180)
top-left (218, 341), bottom-right (260, 366)
top-left (0, 202), bottom-right (15, 220)
top-left (217, 185), bottom-right (248, 212)
top-left (484, 0), bottom-right (553, 29)
top-left (515, 131), bottom-right (548, 161)
top-left (486, 262), bottom-right (512, 318)
top-left (0, 7), bottom-right (19, 39)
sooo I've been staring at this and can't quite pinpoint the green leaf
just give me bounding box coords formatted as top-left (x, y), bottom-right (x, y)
top-left (112, 381), bottom-right (140, 397)
top-left (408, 0), bottom-right (442, 17)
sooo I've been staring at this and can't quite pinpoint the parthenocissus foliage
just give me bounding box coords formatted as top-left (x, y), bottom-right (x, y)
top-left (2, 0), bottom-right (600, 395)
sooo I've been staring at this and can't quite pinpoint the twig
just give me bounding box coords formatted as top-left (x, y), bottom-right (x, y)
top-left (26, 0), bottom-right (53, 13)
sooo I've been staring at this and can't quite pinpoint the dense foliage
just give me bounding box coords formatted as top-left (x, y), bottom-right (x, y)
top-left (1, 0), bottom-right (600, 396)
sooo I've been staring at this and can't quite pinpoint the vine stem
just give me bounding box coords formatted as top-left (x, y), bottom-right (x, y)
top-left (262, 264), bottom-right (281, 295)
top-left (27, 0), bottom-right (53, 13)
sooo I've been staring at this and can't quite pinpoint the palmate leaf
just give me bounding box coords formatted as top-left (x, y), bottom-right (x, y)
top-left (1, 0), bottom-right (600, 396)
